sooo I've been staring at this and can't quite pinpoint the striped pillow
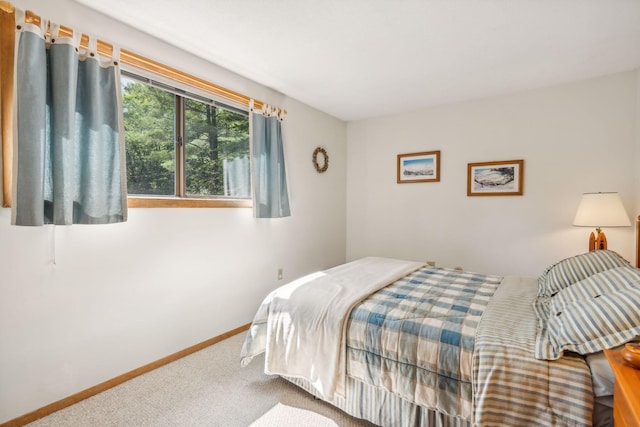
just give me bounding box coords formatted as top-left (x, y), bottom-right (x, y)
top-left (534, 267), bottom-right (640, 360)
top-left (553, 266), bottom-right (640, 305)
top-left (538, 250), bottom-right (630, 297)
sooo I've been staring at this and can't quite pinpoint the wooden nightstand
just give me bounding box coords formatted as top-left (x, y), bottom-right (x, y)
top-left (604, 348), bottom-right (640, 426)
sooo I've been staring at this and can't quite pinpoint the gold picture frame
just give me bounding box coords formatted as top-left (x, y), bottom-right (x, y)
top-left (467, 160), bottom-right (524, 196)
top-left (397, 151), bottom-right (441, 184)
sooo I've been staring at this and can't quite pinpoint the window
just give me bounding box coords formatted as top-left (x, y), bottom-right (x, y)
top-left (121, 71), bottom-right (252, 207)
top-left (1, 7), bottom-right (277, 210)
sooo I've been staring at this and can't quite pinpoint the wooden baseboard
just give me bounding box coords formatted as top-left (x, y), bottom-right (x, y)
top-left (0, 323), bottom-right (251, 427)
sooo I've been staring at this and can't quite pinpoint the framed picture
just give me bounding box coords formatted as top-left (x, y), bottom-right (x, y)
top-left (467, 159), bottom-right (524, 196)
top-left (397, 151), bottom-right (441, 183)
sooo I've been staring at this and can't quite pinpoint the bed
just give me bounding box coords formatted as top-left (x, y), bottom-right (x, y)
top-left (240, 221), bottom-right (640, 427)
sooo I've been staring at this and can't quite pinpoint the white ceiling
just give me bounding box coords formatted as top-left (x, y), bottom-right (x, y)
top-left (75, 0), bottom-right (640, 122)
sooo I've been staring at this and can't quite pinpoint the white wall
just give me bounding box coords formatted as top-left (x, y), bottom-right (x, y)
top-left (347, 71), bottom-right (639, 277)
top-left (0, 1), bottom-right (347, 423)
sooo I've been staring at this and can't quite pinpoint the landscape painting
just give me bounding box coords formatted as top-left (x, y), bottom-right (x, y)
top-left (467, 159), bottom-right (524, 196)
top-left (397, 151), bottom-right (441, 183)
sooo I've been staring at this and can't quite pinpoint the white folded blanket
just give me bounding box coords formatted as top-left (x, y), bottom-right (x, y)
top-left (240, 257), bottom-right (424, 401)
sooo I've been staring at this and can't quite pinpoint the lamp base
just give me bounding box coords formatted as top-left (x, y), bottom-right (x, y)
top-left (589, 229), bottom-right (607, 251)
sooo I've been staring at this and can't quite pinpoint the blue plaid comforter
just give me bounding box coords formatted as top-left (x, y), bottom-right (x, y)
top-left (345, 266), bottom-right (502, 421)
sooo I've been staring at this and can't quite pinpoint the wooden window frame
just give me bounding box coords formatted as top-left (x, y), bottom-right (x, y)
top-left (122, 72), bottom-right (253, 208)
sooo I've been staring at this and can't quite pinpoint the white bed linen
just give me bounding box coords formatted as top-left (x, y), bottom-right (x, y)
top-left (240, 257), bottom-right (424, 401)
top-left (586, 349), bottom-right (617, 397)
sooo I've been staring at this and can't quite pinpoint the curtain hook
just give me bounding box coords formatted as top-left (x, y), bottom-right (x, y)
top-left (70, 30), bottom-right (81, 54)
top-left (14, 8), bottom-right (25, 30)
top-left (48, 22), bottom-right (60, 44)
top-left (40, 17), bottom-right (48, 36)
top-left (89, 36), bottom-right (97, 51)
top-left (111, 44), bottom-right (121, 66)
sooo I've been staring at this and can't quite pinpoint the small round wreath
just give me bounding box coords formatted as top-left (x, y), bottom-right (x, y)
top-left (312, 147), bottom-right (329, 173)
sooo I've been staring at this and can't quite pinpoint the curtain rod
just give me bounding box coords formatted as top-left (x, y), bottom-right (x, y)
top-left (1, 2), bottom-right (285, 114)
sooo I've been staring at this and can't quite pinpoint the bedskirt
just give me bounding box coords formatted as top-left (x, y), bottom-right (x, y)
top-left (286, 375), bottom-right (471, 427)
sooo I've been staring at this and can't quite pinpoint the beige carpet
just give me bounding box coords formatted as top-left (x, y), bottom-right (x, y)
top-left (26, 333), bottom-right (377, 427)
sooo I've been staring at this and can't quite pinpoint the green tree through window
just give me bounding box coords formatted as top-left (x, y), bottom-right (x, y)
top-left (122, 79), bottom-right (175, 195)
top-left (121, 74), bottom-right (251, 199)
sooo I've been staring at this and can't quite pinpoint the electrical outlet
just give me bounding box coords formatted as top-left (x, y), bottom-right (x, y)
top-left (277, 268), bottom-right (283, 280)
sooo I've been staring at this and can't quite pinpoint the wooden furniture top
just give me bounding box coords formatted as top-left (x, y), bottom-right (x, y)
top-left (604, 348), bottom-right (640, 424)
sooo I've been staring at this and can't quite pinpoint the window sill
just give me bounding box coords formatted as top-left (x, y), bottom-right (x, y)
top-left (128, 196), bottom-right (252, 208)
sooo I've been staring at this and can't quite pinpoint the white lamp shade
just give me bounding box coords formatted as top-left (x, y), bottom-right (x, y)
top-left (573, 192), bottom-right (631, 227)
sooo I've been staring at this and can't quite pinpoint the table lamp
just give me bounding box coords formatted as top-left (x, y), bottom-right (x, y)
top-left (573, 192), bottom-right (631, 251)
